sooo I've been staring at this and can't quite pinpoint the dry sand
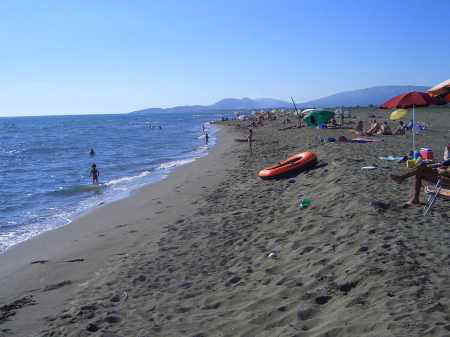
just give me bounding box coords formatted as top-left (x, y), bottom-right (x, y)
top-left (1, 107), bottom-right (450, 337)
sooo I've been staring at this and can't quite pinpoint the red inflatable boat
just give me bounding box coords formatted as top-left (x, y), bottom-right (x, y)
top-left (258, 151), bottom-right (317, 178)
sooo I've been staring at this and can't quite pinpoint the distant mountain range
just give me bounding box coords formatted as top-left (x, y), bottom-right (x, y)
top-left (210, 97), bottom-right (289, 110)
top-left (130, 97), bottom-right (290, 114)
top-left (130, 85), bottom-right (431, 114)
top-left (299, 85), bottom-right (430, 108)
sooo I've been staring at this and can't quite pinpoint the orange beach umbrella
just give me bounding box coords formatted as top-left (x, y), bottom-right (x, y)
top-left (380, 91), bottom-right (433, 109)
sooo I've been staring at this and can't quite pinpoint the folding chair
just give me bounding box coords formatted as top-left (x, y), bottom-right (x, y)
top-left (423, 177), bottom-right (450, 216)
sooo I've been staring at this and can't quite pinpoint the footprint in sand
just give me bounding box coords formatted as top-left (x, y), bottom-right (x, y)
top-left (115, 223), bottom-right (131, 228)
top-left (42, 280), bottom-right (72, 292)
top-left (30, 260), bottom-right (49, 264)
top-left (62, 258), bottom-right (85, 263)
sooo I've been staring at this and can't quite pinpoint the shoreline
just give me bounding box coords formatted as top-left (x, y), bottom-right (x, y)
top-left (0, 125), bottom-right (238, 336)
top-left (0, 124), bottom-right (219, 255)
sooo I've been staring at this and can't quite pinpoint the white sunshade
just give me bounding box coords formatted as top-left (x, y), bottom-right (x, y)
top-left (428, 79), bottom-right (450, 94)
top-left (301, 108), bottom-right (317, 115)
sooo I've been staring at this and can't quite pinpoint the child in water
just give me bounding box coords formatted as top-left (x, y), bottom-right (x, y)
top-left (90, 163), bottom-right (99, 184)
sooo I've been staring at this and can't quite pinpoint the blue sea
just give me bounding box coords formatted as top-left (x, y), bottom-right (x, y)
top-left (0, 111), bottom-right (226, 253)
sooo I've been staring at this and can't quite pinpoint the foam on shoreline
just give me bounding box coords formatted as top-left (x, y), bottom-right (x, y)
top-left (0, 125), bottom-right (219, 254)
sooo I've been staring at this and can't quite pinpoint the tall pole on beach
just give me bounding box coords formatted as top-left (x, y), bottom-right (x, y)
top-left (291, 96), bottom-right (299, 114)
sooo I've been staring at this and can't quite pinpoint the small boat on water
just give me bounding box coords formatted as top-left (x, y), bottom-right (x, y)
top-left (258, 151), bottom-right (317, 178)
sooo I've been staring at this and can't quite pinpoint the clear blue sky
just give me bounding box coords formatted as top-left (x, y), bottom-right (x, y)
top-left (1, 0), bottom-right (449, 116)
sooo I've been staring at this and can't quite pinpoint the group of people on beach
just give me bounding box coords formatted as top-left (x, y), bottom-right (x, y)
top-left (354, 119), bottom-right (406, 136)
top-left (237, 110), bottom-right (450, 208)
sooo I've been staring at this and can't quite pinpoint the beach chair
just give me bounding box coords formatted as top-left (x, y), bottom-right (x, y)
top-left (423, 177), bottom-right (450, 216)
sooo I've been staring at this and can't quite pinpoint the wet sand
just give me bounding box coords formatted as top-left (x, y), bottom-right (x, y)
top-left (1, 107), bottom-right (450, 337)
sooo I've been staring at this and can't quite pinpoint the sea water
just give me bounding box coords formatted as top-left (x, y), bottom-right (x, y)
top-left (0, 111), bottom-right (226, 253)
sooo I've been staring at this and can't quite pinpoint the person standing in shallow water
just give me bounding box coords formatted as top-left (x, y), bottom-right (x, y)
top-left (90, 163), bottom-right (99, 184)
top-left (205, 131), bottom-right (209, 145)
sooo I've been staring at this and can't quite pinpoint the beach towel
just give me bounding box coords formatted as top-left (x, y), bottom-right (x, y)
top-left (379, 156), bottom-right (406, 161)
top-left (351, 137), bottom-right (382, 143)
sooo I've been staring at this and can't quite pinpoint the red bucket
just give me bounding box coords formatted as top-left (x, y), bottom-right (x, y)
top-left (420, 148), bottom-right (433, 160)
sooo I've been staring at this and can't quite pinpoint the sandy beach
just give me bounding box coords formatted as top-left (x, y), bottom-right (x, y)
top-left (1, 107), bottom-right (450, 337)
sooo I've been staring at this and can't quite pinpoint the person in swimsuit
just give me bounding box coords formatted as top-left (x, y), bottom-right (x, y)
top-left (354, 120), bottom-right (365, 135)
top-left (339, 112), bottom-right (344, 127)
top-left (89, 148), bottom-right (95, 156)
top-left (248, 128), bottom-right (253, 153)
top-left (394, 121), bottom-right (406, 135)
top-left (205, 131), bottom-right (209, 145)
top-left (365, 119), bottom-right (381, 136)
top-left (376, 121), bottom-right (393, 135)
top-left (390, 161), bottom-right (450, 205)
top-left (327, 117), bottom-right (338, 128)
top-left (90, 163), bottom-right (100, 184)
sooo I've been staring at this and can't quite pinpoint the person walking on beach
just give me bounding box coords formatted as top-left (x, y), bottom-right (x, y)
top-left (248, 128), bottom-right (253, 153)
top-left (205, 131), bottom-right (209, 145)
top-left (296, 111), bottom-right (303, 128)
top-left (338, 109), bottom-right (344, 127)
top-left (89, 163), bottom-right (100, 185)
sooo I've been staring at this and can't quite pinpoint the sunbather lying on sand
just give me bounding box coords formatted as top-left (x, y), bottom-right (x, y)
top-left (390, 162), bottom-right (450, 205)
top-left (376, 121), bottom-right (393, 135)
top-left (365, 120), bottom-right (381, 136)
top-left (326, 118), bottom-right (339, 128)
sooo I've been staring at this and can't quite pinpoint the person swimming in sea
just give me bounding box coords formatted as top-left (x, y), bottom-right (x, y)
top-left (89, 148), bottom-right (95, 156)
top-left (89, 163), bottom-right (99, 184)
